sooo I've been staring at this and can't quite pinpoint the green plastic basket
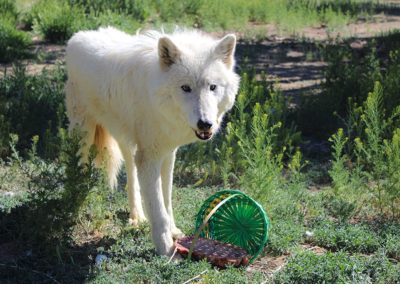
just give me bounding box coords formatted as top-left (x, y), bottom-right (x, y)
top-left (194, 190), bottom-right (269, 263)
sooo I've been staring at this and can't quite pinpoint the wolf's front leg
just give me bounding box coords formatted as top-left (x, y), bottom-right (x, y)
top-left (161, 150), bottom-right (184, 239)
top-left (135, 150), bottom-right (174, 256)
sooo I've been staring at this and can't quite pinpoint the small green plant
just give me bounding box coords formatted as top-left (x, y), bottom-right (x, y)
top-left (328, 128), bottom-right (350, 194)
top-left (236, 102), bottom-right (285, 201)
top-left (0, 0), bottom-right (18, 22)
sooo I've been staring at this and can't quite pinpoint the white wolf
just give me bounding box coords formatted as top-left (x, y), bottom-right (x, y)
top-left (65, 27), bottom-right (239, 255)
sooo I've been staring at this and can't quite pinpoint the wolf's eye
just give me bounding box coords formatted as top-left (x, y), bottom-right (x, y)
top-left (181, 85), bottom-right (192, 93)
top-left (210, 84), bottom-right (217, 91)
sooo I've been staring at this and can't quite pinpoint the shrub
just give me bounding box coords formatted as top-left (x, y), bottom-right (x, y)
top-left (0, 0), bottom-right (18, 23)
top-left (299, 37), bottom-right (400, 138)
top-left (0, 19), bottom-right (31, 63)
top-left (32, 0), bottom-right (86, 42)
top-left (328, 128), bottom-right (350, 193)
top-left (0, 130), bottom-right (105, 247)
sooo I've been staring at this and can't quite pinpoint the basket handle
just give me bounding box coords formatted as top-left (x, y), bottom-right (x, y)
top-left (188, 193), bottom-right (241, 260)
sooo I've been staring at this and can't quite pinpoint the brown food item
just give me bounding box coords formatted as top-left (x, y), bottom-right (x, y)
top-left (175, 236), bottom-right (250, 268)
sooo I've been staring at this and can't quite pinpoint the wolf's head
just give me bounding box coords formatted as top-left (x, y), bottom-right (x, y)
top-left (156, 31), bottom-right (240, 142)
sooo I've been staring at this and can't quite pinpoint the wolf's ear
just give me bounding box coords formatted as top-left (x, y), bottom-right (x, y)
top-left (214, 34), bottom-right (236, 69)
top-left (158, 37), bottom-right (180, 70)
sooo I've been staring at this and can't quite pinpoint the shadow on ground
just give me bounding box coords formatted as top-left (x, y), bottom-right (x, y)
top-left (0, 197), bottom-right (124, 283)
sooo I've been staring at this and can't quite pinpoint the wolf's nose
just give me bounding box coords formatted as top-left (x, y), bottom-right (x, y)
top-left (197, 120), bottom-right (212, 131)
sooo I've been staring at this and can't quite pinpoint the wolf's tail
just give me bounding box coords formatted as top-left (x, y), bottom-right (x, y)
top-left (92, 124), bottom-right (123, 189)
top-left (65, 79), bottom-right (122, 189)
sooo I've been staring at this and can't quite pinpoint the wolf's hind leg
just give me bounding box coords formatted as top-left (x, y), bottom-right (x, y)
top-left (120, 144), bottom-right (147, 227)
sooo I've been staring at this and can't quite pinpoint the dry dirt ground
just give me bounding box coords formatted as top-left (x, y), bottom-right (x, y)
top-left (1, 9), bottom-right (400, 278)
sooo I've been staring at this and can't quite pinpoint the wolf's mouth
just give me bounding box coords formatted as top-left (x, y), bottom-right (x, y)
top-left (194, 130), bottom-right (212, 140)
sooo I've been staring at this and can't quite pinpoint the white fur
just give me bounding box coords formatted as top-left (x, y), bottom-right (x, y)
top-left (65, 27), bottom-right (239, 256)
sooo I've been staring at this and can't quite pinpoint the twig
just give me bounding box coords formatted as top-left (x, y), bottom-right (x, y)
top-left (166, 247), bottom-right (178, 265)
top-left (181, 269), bottom-right (208, 284)
top-left (0, 263), bottom-right (61, 284)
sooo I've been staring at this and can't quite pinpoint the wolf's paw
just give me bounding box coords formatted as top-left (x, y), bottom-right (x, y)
top-left (128, 216), bottom-right (147, 227)
top-left (171, 227), bottom-right (185, 240)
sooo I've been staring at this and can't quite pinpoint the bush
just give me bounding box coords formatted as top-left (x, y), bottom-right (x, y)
top-left (0, 20), bottom-right (31, 63)
top-left (0, 0), bottom-right (18, 23)
top-left (32, 0), bottom-right (86, 42)
top-left (0, 130), bottom-right (105, 247)
top-left (385, 233), bottom-right (400, 260)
